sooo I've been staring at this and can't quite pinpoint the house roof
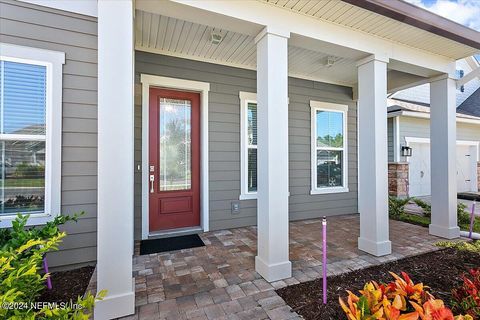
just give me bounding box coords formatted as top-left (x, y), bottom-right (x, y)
top-left (458, 87), bottom-right (480, 117)
top-left (343, 0), bottom-right (480, 51)
top-left (257, 0), bottom-right (480, 60)
top-left (387, 98), bottom-right (480, 121)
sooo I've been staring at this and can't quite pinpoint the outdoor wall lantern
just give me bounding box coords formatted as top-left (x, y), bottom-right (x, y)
top-left (401, 146), bottom-right (412, 157)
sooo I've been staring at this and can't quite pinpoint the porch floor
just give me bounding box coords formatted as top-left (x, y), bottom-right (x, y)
top-left (120, 214), bottom-right (445, 320)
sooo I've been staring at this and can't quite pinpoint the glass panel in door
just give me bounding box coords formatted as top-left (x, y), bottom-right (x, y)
top-left (158, 98), bottom-right (191, 191)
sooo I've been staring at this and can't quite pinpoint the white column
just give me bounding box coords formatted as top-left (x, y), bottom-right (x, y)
top-left (357, 56), bottom-right (392, 256)
top-left (95, 0), bottom-right (135, 319)
top-left (429, 77), bottom-right (460, 238)
top-left (254, 27), bottom-right (291, 282)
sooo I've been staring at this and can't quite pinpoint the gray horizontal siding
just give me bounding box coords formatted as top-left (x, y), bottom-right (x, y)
top-left (134, 52), bottom-right (358, 237)
top-left (388, 118), bottom-right (394, 162)
top-left (0, 0), bottom-right (97, 269)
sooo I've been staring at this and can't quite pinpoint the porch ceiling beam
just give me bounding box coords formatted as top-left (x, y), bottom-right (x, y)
top-left (168, 0), bottom-right (456, 75)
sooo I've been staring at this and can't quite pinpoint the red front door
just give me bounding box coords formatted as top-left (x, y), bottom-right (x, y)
top-left (149, 88), bottom-right (200, 232)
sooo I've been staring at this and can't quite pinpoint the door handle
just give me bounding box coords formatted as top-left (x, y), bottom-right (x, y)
top-left (150, 175), bottom-right (155, 193)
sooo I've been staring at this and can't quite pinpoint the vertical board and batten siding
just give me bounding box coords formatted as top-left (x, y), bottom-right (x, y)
top-left (134, 52), bottom-right (358, 238)
top-left (0, 0), bottom-right (98, 268)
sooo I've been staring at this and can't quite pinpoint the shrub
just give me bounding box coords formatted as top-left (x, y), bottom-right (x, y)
top-left (412, 198), bottom-right (431, 218)
top-left (0, 212), bottom-right (82, 251)
top-left (451, 268), bottom-right (480, 318)
top-left (14, 162), bottom-right (44, 178)
top-left (339, 271), bottom-right (471, 320)
top-left (436, 241), bottom-right (480, 254)
top-left (389, 196), bottom-right (410, 218)
top-left (458, 203), bottom-right (471, 226)
top-left (0, 214), bottom-right (105, 319)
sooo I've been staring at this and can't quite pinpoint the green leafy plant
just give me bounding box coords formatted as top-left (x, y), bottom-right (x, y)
top-left (411, 198), bottom-right (431, 218)
top-left (0, 214), bottom-right (105, 319)
top-left (457, 203), bottom-right (471, 226)
top-left (436, 240), bottom-right (480, 254)
top-left (0, 212), bottom-right (83, 251)
top-left (389, 197), bottom-right (480, 233)
top-left (339, 272), bottom-right (471, 320)
top-left (451, 268), bottom-right (480, 319)
top-left (388, 196), bottom-right (410, 219)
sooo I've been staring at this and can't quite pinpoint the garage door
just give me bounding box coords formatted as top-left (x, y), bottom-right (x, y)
top-left (408, 142), bottom-right (431, 197)
top-left (457, 145), bottom-right (472, 193)
top-left (408, 142), bottom-right (475, 197)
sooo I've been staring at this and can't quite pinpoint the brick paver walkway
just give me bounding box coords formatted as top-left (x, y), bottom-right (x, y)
top-left (117, 215), bottom-right (444, 319)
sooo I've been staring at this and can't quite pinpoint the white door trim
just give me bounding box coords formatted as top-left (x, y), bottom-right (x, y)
top-left (404, 136), bottom-right (479, 193)
top-left (140, 74), bottom-right (210, 240)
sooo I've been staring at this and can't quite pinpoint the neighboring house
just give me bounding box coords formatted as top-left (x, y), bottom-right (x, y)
top-left (387, 57), bottom-right (480, 197)
top-left (1, 0), bottom-right (480, 318)
top-left (387, 97), bottom-right (480, 197)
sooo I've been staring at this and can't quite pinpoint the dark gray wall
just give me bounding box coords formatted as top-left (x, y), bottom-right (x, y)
top-left (0, 0), bottom-right (98, 268)
top-left (135, 52), bottom-right (358, 238)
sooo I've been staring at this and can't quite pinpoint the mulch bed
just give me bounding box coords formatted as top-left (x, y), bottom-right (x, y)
top-left (277, 248), bottom-right (480, 320)
top-left (37, 266), bottom-right (95, 303)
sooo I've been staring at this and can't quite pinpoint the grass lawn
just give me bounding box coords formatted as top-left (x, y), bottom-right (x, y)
top-left (3, 178), bottom-right (45, 188)
top-left (391, 212), bottom-right (480, 233)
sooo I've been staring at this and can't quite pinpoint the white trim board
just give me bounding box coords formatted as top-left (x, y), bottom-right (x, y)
top-left (309, 100), bottom-right (349, 195)
top-left (239, 91), bottom-right (258, 200)
top-left (387, 111), bottom-right (480, 125)
top-left (393, 116), bottom-right (400, 162)
top-left (0, 43), bottom-right (65, 228)
top-left (140, 74), bottom-right (210, 240)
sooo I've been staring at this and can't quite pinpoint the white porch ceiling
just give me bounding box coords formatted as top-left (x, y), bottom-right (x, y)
top-left (260, 0), bottom-right (478, 60)
top-left (135, 10), bottom-right (360, 86)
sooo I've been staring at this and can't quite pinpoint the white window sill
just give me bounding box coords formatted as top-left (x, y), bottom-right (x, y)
top-left (310, 187), bottom-right (349, 195)
top-left (239, 192), bottom-right (291, 200)
top-left (0, 212), bottom-right (55, 228)
top-left (239, 193), bottom-right (258, 200)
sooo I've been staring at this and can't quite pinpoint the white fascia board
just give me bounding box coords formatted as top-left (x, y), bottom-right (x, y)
top-left (17, 0), bottom-right (97, 17)
top-left (388, 110), bottom-right (480, 125)
top-left (169, 0), bottom-right (455, 74)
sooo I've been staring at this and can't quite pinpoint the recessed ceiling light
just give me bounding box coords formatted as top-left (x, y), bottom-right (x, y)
top-left (211, 32), bottom-right (223, 45)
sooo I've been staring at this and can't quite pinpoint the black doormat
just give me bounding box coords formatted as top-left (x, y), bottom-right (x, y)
top-left (458, 192), bottom-right (480, 201)
top-left (140, 234), bottom-right (205, 255)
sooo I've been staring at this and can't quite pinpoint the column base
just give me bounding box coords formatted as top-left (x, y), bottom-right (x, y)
top-left (94, 286), bottom-right (135, 320)
top-left (255, 256), bottom-right (291, 282)
top-left (358, 237), bottom-right (392, 256)
top-left (429, 224), bottom-right (460, 239)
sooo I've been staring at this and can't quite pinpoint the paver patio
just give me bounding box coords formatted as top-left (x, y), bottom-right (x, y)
top-left (116, 214), bottom-right (446, 320)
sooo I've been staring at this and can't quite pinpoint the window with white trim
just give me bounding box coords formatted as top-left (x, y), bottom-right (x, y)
top-left (239, 92), bottom-right (257, 200)
top-left (0, 43), bottom-right (64, 227)
top-left (310, 101), bottom-right (349, 194)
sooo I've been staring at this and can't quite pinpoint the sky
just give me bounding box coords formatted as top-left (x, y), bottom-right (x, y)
top-left (403, 0), bottom-right (480, 31)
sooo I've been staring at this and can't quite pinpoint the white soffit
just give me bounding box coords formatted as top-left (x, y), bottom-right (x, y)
top-left (260, 0), bottom-right (478, 60)
top-left (135, 10), bottom-right (359, 86)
